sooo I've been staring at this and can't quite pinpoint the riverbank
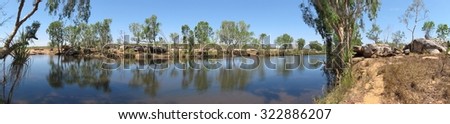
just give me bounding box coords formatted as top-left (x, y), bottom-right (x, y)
top-left (25, 46), bottom-right (325, 58)
top-left (318, 54), bottom-right (450, 104)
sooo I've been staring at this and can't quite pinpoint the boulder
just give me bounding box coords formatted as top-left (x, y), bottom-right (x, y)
top-left (360, 44), bottom-right (395, 58)
top-left (404, 38), bottom-right (447, 54)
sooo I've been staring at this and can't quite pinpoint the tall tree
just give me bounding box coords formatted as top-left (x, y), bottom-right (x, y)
top-left (296, 38), bottom-right (306, 50)
top-left (194, 21), bottom-right (214, 45)
top-left (218, 21), bottom-right (237, 47)
top-left (259, 33), bottom-right (268, 45)
top-left (181, 25), bottom-right (191, 44)
top-left (1, 0), bottom-right (91, 59)
top-left (300, 0), bottom-right (380, 74)
top-left (144, 15), bottom-right (161, 43)
top-left (421, 21), bottom-right (435, 40)
top-left (236, 21), bottom-right (254, 47)
top-left (366, 23), bottom-right (383, 44)
top-left (47, 21), bottom-right (65, 54)
top-left (97, 19), bottom-right (113, 48)
top-left (436, 24), bottom-right (450, 41)
top-left (170, 33), bottom-right (180, 45)
top-left (64, 25), bottom-right (81, 48)
top-left (275, 34), bottom-right (293, 49)
top-left (129, 23), bottom-right (144, 44)
top-left (392, 31), bottom-right (405, 48)
top-left (400, 0), bottom-right (429, 40)
top-left (218, 21), bottom-right (253, 48)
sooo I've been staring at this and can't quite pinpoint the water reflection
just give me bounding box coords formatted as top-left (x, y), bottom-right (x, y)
top-left (2, 55), bottom-right (328, 104)
top-left (47, 56), bottom-right (112, 93)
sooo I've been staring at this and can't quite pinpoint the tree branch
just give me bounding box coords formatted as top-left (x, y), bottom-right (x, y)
top-left (1, 0), bottom-right (41, 59)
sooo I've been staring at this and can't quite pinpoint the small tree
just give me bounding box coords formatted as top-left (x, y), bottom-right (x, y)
top-left (366, 23), bottom-right (383, 44)
top-left (296, 38), bottom-right (306, 50)
top-left (309, 41), bottom-right (323, 51)
top-left (392, 31), bottom-right (406, 48)
top-left (400, 0), bottom-right (429, 40)
top-left (275, 34), bottom-right (293, 49)
top-left (170, 33), bottom-right (180, 48)
top-left (436, 24), bottom-right (449, 41)
top-left (422, 21), bottom-right (435, 39)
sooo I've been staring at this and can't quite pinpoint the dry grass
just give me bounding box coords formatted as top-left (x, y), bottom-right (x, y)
top-left (382, 55), bottom-right (450, 104)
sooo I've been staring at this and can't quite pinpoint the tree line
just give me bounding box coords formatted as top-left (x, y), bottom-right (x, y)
top-left (46, 19), bottom-right (113, 53)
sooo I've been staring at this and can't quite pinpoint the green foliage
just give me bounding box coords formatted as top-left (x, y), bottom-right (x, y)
top-left (300, 0), bottom-right (381, 78)
top-left (309, 41), bottom-right (323, 51)
top-left (436, 24), bottom-right (449, 41)
top-left (296, 38), bottom-right (306, 50)
top-left (11, 32), bottom-right (31, 65)
top-left (392, 31), bottom-right (406, 48)
top-left (46, 0), bottom-right (91, 23)
top-left (95, 19), bottom-right (113, 47)
top-left (422, 21), bottom-right (435, 39)
top-left (218, 21), bottom-right (253, 47)
top-left (366, 23), bottom-right (383, 43)
top-left (64, 25), bottom-right (81, 48)
top-left (129, 23), bottom-right (144, 44)
top-left (181, 25), bottom-right (190, 44)
top-left (144, 15), bottom-right (161, 43)
top-left (46, 21), bottom-right (65, 53)
top-left (170, 33), bottom-right (180, 44)
top-left (275, 34), bottom-right (293, 49)
top-left (194, 21), bottom-right (213, 44)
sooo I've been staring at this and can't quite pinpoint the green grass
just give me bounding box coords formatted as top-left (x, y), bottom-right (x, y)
top-left (315, 69), bottom-right (354, 104)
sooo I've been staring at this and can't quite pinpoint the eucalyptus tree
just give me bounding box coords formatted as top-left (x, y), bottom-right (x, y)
top-left (259, 33), bottom-right (268, 45)
top-left (181, 25), bottom-right (191, 44)
top-left (366, 23), bottom-right (383, 44)
top-left (235, 21), bottom-right (253, 47)
top-left (144, 15), bottom-right (161, 43)
top-left (97, 19), bottom-right (113, 48)
top-left (194, 21), bottom-right (214, 46)
top-left (275, 34), bottom-right (293, 49)
top-left (79, 23), bottom-right (98, 48)
top-left (170, 33), bottom-right (180, 48)
top-left (299, 0), bottom-right (380, 76)
top-left (1, 0), bottom-right (91, 59)
top-left (64, 25), bottom-right (81, 48)
top-left (421, 21), bottom-right (435, 39)
top-left (129, 23), bottom-right (144, 44)
top-left (436, 24), bottom-right (450, 41)
top-left (392, 31), bottom-right (406, 48)
top-left (47, 21), bottom-right (65, 54)
top-left (218, 21), bottom-right (237, 47)
top-left (400, 0), bottom-right (429, 40)
top-left (296, 38), bottom-right (306, 50)
top-left (309, 41), bottom-right (323, 51)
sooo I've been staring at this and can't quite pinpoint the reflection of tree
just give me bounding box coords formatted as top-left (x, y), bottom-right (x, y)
top-left (217, 63), bottom-right (252, 91)
top-left (47, 56), bottom-right (112, 93)
top-left (1, 58), bottom-right (31, 104)
top-left (128, 69), bottom-right (159, 97)
top-left (128, 59), bottom-right (168, 97)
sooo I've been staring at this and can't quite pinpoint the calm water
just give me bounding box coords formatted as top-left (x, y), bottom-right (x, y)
top-left (1, 55), bottom-right (329, 104)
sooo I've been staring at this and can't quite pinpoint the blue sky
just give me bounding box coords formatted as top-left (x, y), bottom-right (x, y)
top-left (1, 0), bottom-right (450, 46)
